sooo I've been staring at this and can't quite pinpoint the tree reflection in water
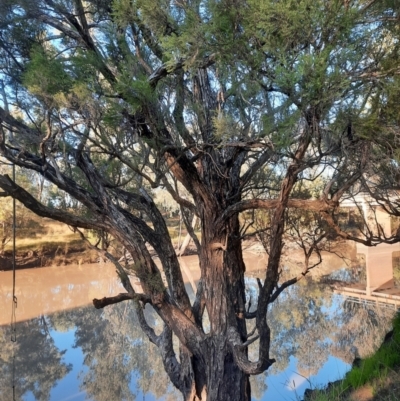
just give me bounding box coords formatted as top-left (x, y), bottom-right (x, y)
top-left (0, 274), bottom-right (396, 401)
top-left (247, 276), bottom-right (396, 379)
top-left (49, 303), bottom-right (180, 401)
top-left (0, 317), bottom-right (71, 401)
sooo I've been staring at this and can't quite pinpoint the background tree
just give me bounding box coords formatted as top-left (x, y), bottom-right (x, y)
top-left (0, 164), bottom-right (46, 256)
top-left (1, 1), bottom-right (400, 400)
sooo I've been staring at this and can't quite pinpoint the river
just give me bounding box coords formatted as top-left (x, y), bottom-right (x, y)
top-left (0, 245), bottom-right (398, 400)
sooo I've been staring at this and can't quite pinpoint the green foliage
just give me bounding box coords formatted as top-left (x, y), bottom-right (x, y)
top-left (23, 45), bottom-right (72, 104)
top-left (128, 260), bottom-right (165, 293)
top-left (112, 0), bottom-right (136, 26)
top-left (116, 72), bottom-right (155, 110)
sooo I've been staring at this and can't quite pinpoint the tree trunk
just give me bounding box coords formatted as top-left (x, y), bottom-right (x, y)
top-left (178, 336), bottom-right (251, 401)
top-left (184, 207), bottom-right (251, 401)
top-left (205, 342), bottom-right (251, 401)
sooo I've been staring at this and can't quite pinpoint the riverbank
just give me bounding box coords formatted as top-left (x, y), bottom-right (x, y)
top-left (304, 312), bottom-right (400, 401)
top-left (0, 217), bottom-right (203, 270)
top-left (0, 238), bottom-right (205, 271)
top-left (0, 240), bottom-right (103, 270)
top-left (0, 218), bottom-right (102, 270)
top-left (0, 226), bottom-right (355, 275)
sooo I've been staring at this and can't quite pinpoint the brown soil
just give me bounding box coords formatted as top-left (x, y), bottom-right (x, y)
top-left (0, 240), bottom-right (200, 271)
top-left (349, 386), bottom-right (374, 401)
top-left (329, 370), bottom-right (400, 401)
top-left (0, 243), bottom-right (102, 271)
top-left (369, 370), bottom-right (400, 400)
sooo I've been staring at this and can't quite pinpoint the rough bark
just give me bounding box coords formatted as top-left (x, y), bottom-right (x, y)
top-left (1, 2), bottom-right (399, 400)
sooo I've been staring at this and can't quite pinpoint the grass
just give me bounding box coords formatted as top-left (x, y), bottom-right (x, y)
top-left (343, 314), bottom-right (400, 388)
top-left (308, 313), bottom-right (400, 401)
top-left (12, 234), bottom-right (83, 252)
top-left (2, 219), bottom-right (99, 267)
top-left (4, 219), bottom-right (84, 253)
top-left (2, 216), bottom-right (201, 267)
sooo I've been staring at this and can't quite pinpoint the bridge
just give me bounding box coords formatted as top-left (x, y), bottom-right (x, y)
top-left (339, 192), bottom-right (397, 237)
top-left (334, 289), bottom-right (400, 309)
top-left (334, 193), bottom-right (400, 305)
top-left (333, 241), bottom-right (400, 308)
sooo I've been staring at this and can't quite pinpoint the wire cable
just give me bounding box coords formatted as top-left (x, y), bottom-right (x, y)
top-left (10, 163), bottom-right (17, 401)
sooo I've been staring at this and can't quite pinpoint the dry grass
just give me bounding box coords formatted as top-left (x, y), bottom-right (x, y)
top-left (13, 233), bottom-right (82, 251)
top-left (1, 219), bottom-right (106, 267)
top-left (369, 371), bottom-right (400, 400)
top-left (343, 371), bottom-right (400, 401)
top-left (4, 219), bottom-right (86, 252)
top-left (306, 372), bottom-right (400, 401)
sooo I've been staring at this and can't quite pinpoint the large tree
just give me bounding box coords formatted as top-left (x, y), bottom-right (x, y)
top-left (1, 1), bottom-right (400, 400)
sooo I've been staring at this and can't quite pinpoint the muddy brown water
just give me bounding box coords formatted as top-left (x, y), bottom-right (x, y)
top-left (0, 247), bottom-right (352, 326)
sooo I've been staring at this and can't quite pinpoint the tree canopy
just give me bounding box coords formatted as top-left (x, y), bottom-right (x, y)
top-left (1, 1), bottom-right (400, 400)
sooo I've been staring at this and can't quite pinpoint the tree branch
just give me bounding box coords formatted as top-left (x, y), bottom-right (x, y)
top-left (0, 174), bottom-right (103, 230)
top-left (240, 148), bottom-right (275, 187)
top-left (35, 2), bottom-right (116, 84)
top-left (228, 327), bottom-right (275, 375)
top-left (149, 54), bottom-right (216, 88)
top-left (110, 187), bottom-right (193, 312)
top-left (161, 177), bottom-right (198, 214)
top-left (321, 210), bottom-right (400, 246)
top-left (219, 198), bottom-right (337, 223)
top-left (93, 293), bottom-right (135, 309)
top-left (157, 325), bottom-right (186, 392)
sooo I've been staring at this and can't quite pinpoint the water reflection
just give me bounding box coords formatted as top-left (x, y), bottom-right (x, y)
top-left (0, 318), bottom-right (71, 401)
top-left (335, 243), bottom-right (400, 306)
top-left (52, 303), bottom-right (179, 401)
top-left (268, 278), bottom-right (394, 372)
top-left (0, 302), bottom-right (180, 401)
top-left (0, 246), bottom-right (398, 400)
